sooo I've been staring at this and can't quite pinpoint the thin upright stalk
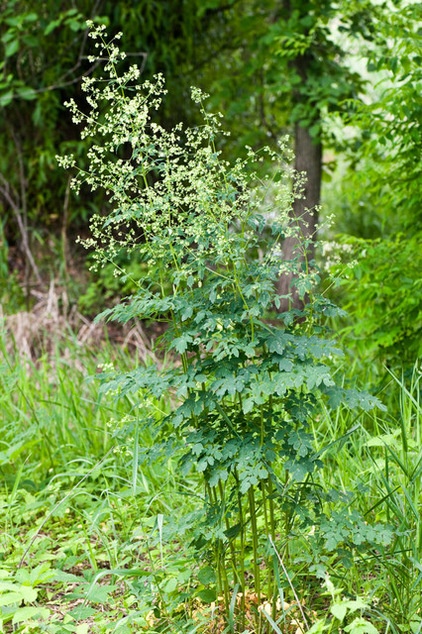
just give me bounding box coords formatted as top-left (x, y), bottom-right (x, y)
top-left (248, 487), bottom-right (261, 602)
top-left (207, 482), bottom-right (231, 617)
top-left (233, 469), bottom-right (246, 631)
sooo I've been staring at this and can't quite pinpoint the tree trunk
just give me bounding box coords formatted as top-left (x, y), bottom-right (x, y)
top-left (293, 122), bottom-right (322, 260)
top-left (276, 48), bottom-right (323, 310)
top-left (277, 124), bottom-right (322, 309)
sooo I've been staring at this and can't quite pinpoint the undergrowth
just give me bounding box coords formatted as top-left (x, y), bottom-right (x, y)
top-left (1, 330), bottom-right (421, 632)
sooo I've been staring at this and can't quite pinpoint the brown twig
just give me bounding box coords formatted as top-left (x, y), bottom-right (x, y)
top-left (0, 172), bottom-right (42, 285)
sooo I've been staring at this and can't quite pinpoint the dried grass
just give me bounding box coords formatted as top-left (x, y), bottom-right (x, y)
top-left (1, 280), bottom-right (154, 363)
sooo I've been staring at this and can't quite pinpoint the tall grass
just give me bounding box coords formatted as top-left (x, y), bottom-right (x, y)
top-left (311, 362), bottom-right (422, 632)
top-left (1, 334), bottom-right (124, 482)
top-left (0, 328), bottom-right (205, 632)
top-left (1, 315), bottom-right (421, 632)
top-left (366, 365), bottom-right (422, 630)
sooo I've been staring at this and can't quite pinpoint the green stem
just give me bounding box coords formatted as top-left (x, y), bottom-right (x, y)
top-left (233, 469), bottom-right (246, 631)
top-left (267, 476), bottom-right (277, 618)
top-left (284, 470), bottom-right (290, 563)
top-left (248, 487), bottom-right (261, 602)
top-left (260, 402), bottom-right (266, 447)
top-left (207, 483), bottom-right (231, 619)
top-left (261, 479), bottom-right (273, 604)
top-left (218, 480), bottom-right (239, 585)
top-left (268, 476), bottom-right (276, 541)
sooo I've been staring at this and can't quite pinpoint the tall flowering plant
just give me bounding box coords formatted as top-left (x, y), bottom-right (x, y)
top-left (58, 24), bottom-right (388, 631)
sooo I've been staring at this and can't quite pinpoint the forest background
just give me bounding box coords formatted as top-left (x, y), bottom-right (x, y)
top-left (0, 1), bottom-right (422, 633)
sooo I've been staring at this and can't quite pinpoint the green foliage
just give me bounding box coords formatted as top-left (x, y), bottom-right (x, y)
top-left (321, 3), bottom-right (422, 370)
top-left (310, 361), bottom-right (422, 632)
top-left (0, 2), bottom-right (91, 215)
top-left (0, 566), bottom-right (51, 630)
top-left (342, 2), bottom-right (422, 234)
top-left (0, 0), bottom-right (206, 293)
top-left (328, 235), bottom-right (422, 367)
top-left (0, 328), bottom-right (201, 632)
top-left (307, 576), bottom-right (384, 634)
top-left (365, 366), bottom-right (422, 629)
top-left (1, 326), bottom-right (418, 632)
top-left (77, 253), bottom-right (148, 315)
top-left (196, 0), bottom-right (385, 155)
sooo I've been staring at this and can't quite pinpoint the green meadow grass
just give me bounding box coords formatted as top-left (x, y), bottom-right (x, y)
top-left (0, 325), bottom-right (421, 633)
top-left (311, 362), bottom-right (422, 632)
top-left (0, 332), bottom-right (204, 632)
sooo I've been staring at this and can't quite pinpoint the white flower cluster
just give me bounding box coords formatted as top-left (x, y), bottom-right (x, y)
top-left (58, 23), bottom-right (307, 294)
top-left (321, 240), bottom-right (357, 273)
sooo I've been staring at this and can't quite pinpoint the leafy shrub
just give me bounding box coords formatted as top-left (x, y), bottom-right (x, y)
top-left (327, 234), bottom-right (422, 369)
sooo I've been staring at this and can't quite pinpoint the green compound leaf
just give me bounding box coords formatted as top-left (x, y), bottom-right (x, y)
top-left (12, 606), bottom-right (50, 625)
top-left (344, 617), bottom-right (379, 634)
top-left (197, 588), bottom-right (217, 603)
top-left (197, 566), bottom-right (216, 586)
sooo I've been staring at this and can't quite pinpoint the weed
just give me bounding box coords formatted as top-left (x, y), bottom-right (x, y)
top-left (57, 24), bottom-right (390, 632)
